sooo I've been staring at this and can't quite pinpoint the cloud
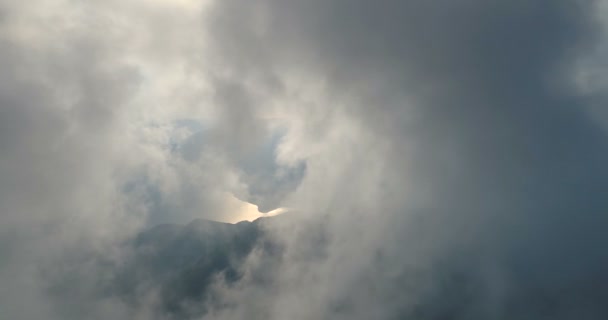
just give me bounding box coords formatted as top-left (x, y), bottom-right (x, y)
top-left (198, 0), bottom-right (608, 319)
top-left (0, 0), bottom-right (299, 318)
top-left (1, 0), bottom-right (608, 319)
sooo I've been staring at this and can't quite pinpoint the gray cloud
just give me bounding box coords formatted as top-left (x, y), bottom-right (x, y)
top-left (199, 0), bottom-right (608, 319)
top-left (1, 0), bottom-right (608, 319)
top-left (0, 0), bottom-right (289, 318)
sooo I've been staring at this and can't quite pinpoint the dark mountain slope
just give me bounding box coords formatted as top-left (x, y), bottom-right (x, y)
top-left (113, 218), bottom-right (271, 318)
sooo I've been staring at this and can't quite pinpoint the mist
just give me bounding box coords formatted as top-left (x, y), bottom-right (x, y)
top-left (1, 0), bottom-right (608, 319)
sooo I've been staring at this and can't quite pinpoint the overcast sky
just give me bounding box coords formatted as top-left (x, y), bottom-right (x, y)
top-left (2, 0), bottom-right (608, 319)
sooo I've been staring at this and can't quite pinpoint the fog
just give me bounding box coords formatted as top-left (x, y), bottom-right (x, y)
top-left (1, 0), bottom-right (608, 319)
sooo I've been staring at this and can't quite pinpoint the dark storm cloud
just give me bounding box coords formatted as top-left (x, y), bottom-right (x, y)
top-left (200, 0), bottom-right (608, 319)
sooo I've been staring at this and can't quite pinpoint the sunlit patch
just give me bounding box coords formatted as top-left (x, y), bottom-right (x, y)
top-left (228, 199), bottom-right (288, 223)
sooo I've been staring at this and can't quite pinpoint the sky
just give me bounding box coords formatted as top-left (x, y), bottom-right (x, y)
top-left (2, 0), bottom-right (608, 319)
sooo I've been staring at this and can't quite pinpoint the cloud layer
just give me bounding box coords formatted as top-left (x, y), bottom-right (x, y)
top-left (1, 0), bottom-right (608, 319)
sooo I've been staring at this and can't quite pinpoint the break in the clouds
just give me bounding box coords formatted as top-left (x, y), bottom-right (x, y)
top-left (1, 0), bottom-right (608, 319)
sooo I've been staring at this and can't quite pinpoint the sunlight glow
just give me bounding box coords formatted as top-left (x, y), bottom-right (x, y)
top-left (228, 201), bottom-right (288, 223)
